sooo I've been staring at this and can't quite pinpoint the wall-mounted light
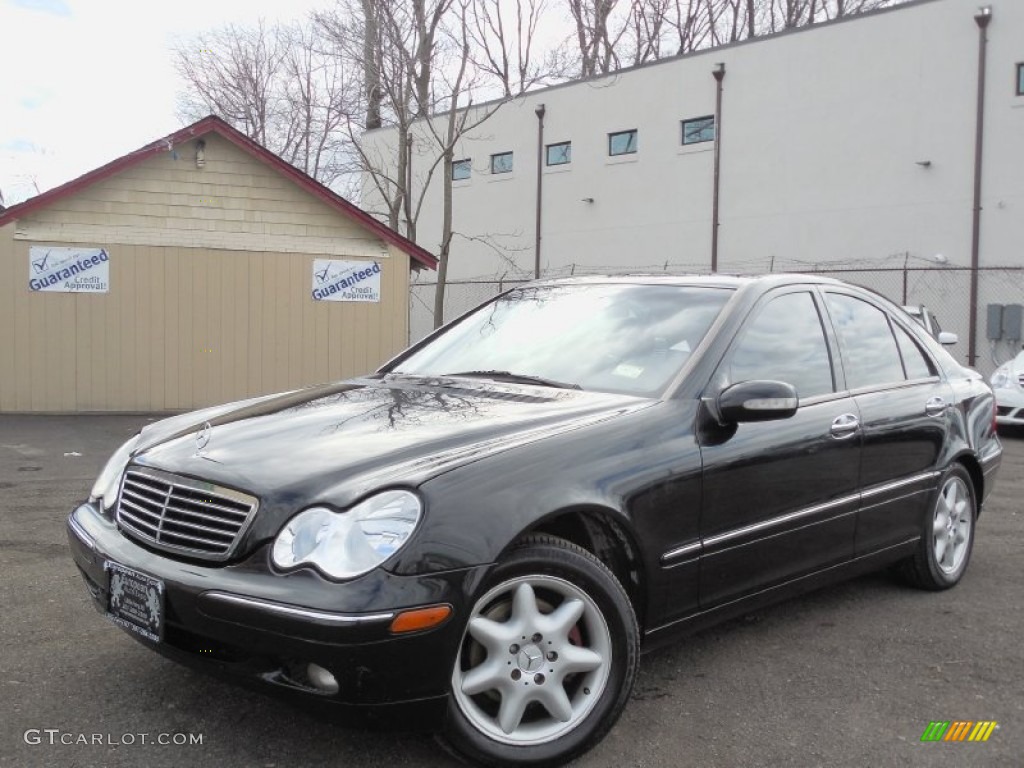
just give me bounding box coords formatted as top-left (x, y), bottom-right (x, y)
top-left (195, 139), bottom-right (206, 168)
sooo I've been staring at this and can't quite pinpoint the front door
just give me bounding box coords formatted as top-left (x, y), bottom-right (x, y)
top-left (698, 288), bottom-right (861, 608)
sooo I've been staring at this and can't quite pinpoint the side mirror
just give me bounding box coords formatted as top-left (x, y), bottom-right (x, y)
top-left (718, 380), bottom-right (799, 424)
top-left (938, 331), bottom-right (958, 346)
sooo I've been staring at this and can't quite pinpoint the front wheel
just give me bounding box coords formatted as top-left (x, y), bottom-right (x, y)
top-left (902, 464), bottom-right (977, 590)
top-left (442, 535), bottom-right (639, 767)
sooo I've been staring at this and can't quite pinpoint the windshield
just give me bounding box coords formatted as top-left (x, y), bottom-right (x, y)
top-left (391, 283), bottom-right (733, 396)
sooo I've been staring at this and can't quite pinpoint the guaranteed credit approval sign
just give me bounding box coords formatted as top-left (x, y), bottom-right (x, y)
top-left (29, 246), bottom-right (110, 293)
top-left (311, 259), bottom-right (381, 302)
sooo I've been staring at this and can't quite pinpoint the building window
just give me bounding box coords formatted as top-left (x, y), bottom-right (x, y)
top-left (452, 159), bottom-right (471, 181)
top-left (490, 152), bottom-right (513, 174)
top-left (682, 116), bottom-right (715, 145)
top-left (546, 142), bottom-right (571, 166)
top-left (608, 130), bottom-right (638, 156)
top-left (1017, 63), bottom-right (1024, 96)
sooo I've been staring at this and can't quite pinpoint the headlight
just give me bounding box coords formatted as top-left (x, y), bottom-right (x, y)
top-left (990, 368), bottom-right (1011, 389)
top-left (89, 434), bottom-right (140, 511)
top-left (271, 490), bottom-right (422, 580)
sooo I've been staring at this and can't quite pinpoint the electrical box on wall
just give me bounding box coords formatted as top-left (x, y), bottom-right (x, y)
top-left (1003, 304), bottom-right (1023, 342)
top-left (987, 304), bottom-right (1004, 340)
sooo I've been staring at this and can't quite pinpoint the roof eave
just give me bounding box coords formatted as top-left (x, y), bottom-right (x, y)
top-left (0, 115), bottom-right (437, 270)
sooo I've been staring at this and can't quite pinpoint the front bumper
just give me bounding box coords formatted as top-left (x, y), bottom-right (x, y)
top-left (67, 502), bottom-right (488, 729)
top-left (994, 393), bottom-right (1024, 425)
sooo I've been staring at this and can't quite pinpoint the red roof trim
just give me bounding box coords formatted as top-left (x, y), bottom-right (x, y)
top-left (0, 115), bottom-right (437, 270)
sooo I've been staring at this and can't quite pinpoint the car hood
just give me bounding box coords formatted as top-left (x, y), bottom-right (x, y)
top-left (129, 376), bottom-right (651, 535)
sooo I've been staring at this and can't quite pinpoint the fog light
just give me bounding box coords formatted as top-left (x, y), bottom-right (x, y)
top-left (306, 663), bottom-right (339, 694)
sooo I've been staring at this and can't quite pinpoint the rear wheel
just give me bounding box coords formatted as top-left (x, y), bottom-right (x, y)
top-left (442, 535), bottom-right (639, 767)
top-left (903, 464), bottom-right (976, 590)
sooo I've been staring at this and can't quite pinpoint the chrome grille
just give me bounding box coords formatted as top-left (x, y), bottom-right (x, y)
top-left (116, 467), bottom-right (258, 561)
top-left (1018, 373), bottom-right (1024, 389)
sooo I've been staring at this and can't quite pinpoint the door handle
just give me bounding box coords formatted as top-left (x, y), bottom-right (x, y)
top-left (925, 396), bottom-right (947, 417)
top-left (830, 413), bottom-right (860, 439)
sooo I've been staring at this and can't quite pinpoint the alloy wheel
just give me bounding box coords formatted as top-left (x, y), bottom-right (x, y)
top-left (452, 575), bottom-right (612, 746)
top-left (932, 475), bottom-right (973, 575)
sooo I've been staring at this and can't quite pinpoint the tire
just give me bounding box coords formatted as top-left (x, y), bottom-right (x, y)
top-left (902, 464), bottom-right (977, 590)
top-left (441, 534), bottom-right (639, 767)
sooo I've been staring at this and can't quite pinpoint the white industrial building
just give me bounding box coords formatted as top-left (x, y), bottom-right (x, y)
top-left (362, 0), bottom-right (1024, 368)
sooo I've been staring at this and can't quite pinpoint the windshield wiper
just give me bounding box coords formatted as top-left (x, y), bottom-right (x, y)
top-left (442, 370), bottom-right (582, 390)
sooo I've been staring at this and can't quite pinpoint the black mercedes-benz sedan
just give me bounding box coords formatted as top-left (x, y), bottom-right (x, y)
top-left (68, 274), bottom-right (1002, 767)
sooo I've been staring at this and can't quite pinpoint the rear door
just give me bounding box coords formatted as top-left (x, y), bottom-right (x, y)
top-left (821, 290), bottom-right (952, 555)
top-left (698, 288), bottom-right (861, 608)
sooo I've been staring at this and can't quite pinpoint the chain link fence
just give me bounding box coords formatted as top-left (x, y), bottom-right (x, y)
top-left (410, 266), bottom-right (1024, 375)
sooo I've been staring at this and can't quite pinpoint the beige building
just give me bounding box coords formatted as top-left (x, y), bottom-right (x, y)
top-left (0, 116), bottom-right (436, 413)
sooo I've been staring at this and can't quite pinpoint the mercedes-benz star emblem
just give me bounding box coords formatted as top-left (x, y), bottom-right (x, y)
top-left (517, 645), bottom-right (544, 673)
top-left (195, 422), bottom-right (212, 455)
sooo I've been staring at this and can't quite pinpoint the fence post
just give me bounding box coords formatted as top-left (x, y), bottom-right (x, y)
top-left (902, 252), bottom-right (909, 305)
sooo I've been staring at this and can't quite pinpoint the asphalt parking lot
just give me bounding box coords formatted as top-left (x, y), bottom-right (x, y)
top-left (1, 414), bottom-right (1022, 768)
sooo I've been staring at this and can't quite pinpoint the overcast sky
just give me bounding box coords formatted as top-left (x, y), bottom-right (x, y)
top-left (0, 0), bottom-right (328, 206)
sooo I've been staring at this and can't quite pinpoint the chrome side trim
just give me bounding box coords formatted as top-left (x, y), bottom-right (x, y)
top-left (68, 509), bottom-right (96, 551)
top-left (980, 451), bottom-right (1001, 466)
top-left (860, 471), bottom-right (939, 501)
top-left (644, 535), bottom-right (921, 640)
top-left (702, 471), bottom-right (940, 551)
top-left (660, 540), bottom-right (701, 565)
top-left (703, 491), bottom-right (860, 549)
top-left (202, 591), bottom-right (395, 625)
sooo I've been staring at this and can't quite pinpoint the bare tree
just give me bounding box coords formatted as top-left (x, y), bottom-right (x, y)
top-left (315, 0), bottom-right (457, 236)
top-left (721, 0), bottom-right (898, 38)
top-left (418, 0), bottom-right (511, 327)
top-left (822, 0), bottom-right (896, 19)
top-left (360, 0), bottom-right (384, 129)
top-left (566, 0), bottom-right (630, 76)
top-left (175, 21), bottom-right (283, 146)
top-left (665, 0), bottom-right (713, 54)
top-left (469, 0), bottom-right (566, 95)
top-left (277, 21), bottom-right (354, 187)
top-left (174, 19), bottom-right (354, 187)
top-left (626, 0), bottom-right (668, 65)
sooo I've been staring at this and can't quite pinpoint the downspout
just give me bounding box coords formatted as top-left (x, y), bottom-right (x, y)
top-left (534, 104), bottom-right (546, 279)
top-left (711, 63), bottom-right (726, 273)
top-left (968, 7), bottom-right (991, 367)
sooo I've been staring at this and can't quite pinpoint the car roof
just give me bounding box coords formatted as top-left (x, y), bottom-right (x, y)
top-left (526, 273), bottom-right (847, 290)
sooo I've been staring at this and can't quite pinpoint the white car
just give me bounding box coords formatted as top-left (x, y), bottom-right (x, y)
top-left (991, 350), bottom-right (1024, 426)
top-left (902, 305), bottom-right (958, 346)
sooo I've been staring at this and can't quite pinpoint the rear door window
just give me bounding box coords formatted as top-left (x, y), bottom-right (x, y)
top-left (893, 324), bottom-right (936, 380)
top-left (825, 293), bottom-right (904, 389)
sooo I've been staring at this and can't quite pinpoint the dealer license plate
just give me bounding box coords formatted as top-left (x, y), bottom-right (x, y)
top-left (105, 562), bottom-right (164, 642)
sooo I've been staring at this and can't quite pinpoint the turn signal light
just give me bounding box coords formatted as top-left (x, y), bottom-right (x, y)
top-left (390, 604), bottom-right (453, 634)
